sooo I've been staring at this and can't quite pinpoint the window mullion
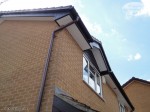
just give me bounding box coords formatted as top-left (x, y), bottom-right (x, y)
top-left (83, 55), bottom-right (103, 97)
top-left (119, 103), bottom-right (126, 112)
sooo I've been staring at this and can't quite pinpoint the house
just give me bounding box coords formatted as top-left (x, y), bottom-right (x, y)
top-left (0, 6), bottom-right (134, 112)
top-left (123, 77), bottom-right (150, 112)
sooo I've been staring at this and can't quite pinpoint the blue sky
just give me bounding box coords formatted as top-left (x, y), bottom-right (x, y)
top-left (0, 0), bottom-right (150, 84)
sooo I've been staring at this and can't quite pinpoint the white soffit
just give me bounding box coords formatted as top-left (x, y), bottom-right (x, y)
top-left (91, 48), bottom-right (107, 71)
top-left (0, 16), bottom-right (54, 21)
top-left (56, 15), bottom-right (91, 50)
top-left (91, 43), bottom-right (132, 110)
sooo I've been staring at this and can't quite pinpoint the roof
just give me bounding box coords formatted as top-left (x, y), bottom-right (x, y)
top-left (0, 6), bottom-right (93, 43)
top-left (123, 77), bottom-right (150, 88)
top-left (0, 5), bottom-right (134, 111)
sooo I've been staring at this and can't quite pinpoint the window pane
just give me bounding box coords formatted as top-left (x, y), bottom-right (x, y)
top-left (96, 75), bottom-right (101, 94)
top-left (89, 64), bottom-right (95, 74)
top-left (96, 84), bottom-right (100, 94)
top-left (89, 72), bottom-right (95, 90)
top-left (83, 57), bottom-right (88, 82)
top-left (97, 75), bottom-right (100, 86)
top-left (83, 55), bottom-right (103, 97)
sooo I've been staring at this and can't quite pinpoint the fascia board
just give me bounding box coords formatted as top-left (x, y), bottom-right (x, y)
top-left (56, 15), bottom-right (91, 50)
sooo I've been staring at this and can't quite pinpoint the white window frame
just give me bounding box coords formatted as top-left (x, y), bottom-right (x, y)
top-left (119, 103), bottom-right (126, 112)
top-left (83, 55), bottom-right (103, 97)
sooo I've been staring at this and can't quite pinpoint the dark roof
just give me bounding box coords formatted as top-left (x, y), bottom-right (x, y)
top-left (123, 77), bottom-right (150, 88)
top-left (0, 6), bottom-right (134, 111)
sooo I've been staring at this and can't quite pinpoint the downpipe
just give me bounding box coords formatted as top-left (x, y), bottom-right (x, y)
top-left (36, 17), bottom-right (80, 112)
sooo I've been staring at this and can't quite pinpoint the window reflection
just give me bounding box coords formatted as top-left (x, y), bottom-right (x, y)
top-left (96, 75), bottom-right (101, 94)
top-left (83, 57), bottom-right (88, 83)
top-left (83, 56), bottom-right (102, 97)
top-left (89, 72), bottom-right (95, 90)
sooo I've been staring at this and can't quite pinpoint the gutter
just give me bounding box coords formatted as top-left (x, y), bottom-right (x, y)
top-left (36, 16), bottom-right (80, 112)
top-left (93, 40), bottom-right (134, 111)
top-left (100, 70), bottom-right (134, 111)
top-left (109, 72), bottom-right (135, 111)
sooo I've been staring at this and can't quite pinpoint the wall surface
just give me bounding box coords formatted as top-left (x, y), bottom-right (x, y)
top-left (0, 20), bottom-right (57, 112)
top-left (124, 81), bottom-right (150, 112)
top-left (50, 29), bottom-right (120, 112)
top-left (0, 20), bottom-right (121, 112)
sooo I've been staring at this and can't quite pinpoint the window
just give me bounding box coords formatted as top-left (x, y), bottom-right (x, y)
top-left (119, 104), bottom-right (126, 112)
top-left (83, 55), bottom-right (102, 96)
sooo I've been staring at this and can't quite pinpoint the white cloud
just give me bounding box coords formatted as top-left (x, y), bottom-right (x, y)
top-left (134, 53), bottom-right (141, 60)
top-left (122, 2), bottom-right (143, 19)
top-left (123, 0), bottom-right (150, 18)
top-left (0, 0), bottom-right (8, 5)
top-left (136, 0), bottom-right (150, 16)
top-left (0, 0), bottom-right (102, 39)
top-left (127, 53), bottom-right (142, 61)
top-left (81, 15), bottom-right (102, 36)
top-left (0, 0), bottom-right (84, 11)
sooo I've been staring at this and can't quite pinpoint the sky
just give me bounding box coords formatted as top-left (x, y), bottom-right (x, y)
top-left (0, 0), bottom-right (150, 84)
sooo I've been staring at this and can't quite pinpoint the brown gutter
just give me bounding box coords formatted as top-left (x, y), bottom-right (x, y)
top-left (36, 17), bottom-right (80, 112)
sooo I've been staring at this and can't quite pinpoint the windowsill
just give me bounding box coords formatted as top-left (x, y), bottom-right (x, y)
top-left (83, 80), bottom-right (105, 102)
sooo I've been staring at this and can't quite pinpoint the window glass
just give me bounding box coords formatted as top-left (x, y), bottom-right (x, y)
top-left (83, 55), bottom-right (103, 97)
top-left (89, 72), bottom-right (95, 90)
top-left (96, 75), bottom-right (101, 94)
top-left (83, 57), bottom-right (88, 83)
top-left (89, 64), bottom-right (95, 74)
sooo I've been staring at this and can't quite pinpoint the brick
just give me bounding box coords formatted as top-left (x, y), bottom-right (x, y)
top-left (0, 20), bottom-right (57, 112)
top-left (124, 81), bottom-right (150, 112)
top-left (0, 20), bottom-right (122, 112)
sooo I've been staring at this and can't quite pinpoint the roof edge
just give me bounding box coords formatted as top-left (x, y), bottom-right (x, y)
top-left (91, 38), bottom-right (134, 111)
top-left (123, 77), bottom-right (150, 88)
top-left (110, 73), bottom-right (135, 111)
top-left (0, 5), bottom-right (73, 14)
